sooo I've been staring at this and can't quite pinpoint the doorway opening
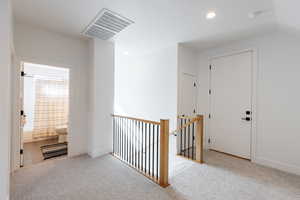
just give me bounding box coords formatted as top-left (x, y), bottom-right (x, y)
top-left (20, 62), bottom-right (70, 167)
top-left (169, 72), bottom-right (198, 176)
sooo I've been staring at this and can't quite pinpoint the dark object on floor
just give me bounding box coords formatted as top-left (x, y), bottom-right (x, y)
top-left (40, 142), bottom-right (68, 160)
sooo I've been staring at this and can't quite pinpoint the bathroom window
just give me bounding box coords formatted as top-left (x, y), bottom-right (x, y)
top-left (32, 79), bottom-right (69, 139)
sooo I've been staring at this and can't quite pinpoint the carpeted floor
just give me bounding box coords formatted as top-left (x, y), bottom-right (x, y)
top-left (10, 151), bottom-right (300, 200)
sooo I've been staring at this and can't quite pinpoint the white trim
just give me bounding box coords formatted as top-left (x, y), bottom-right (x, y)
top-left (250, 49), bottom-right (258, 161)
top-left (209, 48), bottom-right (254, 60)
top-left (88, 148), bottom-right (111, 158)
top-left (208, 48), bottom-right (258, 161)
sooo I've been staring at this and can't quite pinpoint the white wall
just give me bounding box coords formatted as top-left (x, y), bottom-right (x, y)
top-left (115, 46), bottom-right (178, 130)
top-left (88, 39), bottom-right (114, 158)
top-left (0, 0), bottom-right (12, 199)
top-left (196, 30), bottom-right (300, 175)
top-left (12, 23), bottom-right (90, 170)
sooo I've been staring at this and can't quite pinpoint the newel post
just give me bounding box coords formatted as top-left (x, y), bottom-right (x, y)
top-left (196, 115), bottom-right (204, 163)
top-left (159, 119), bottom-right (169, 187)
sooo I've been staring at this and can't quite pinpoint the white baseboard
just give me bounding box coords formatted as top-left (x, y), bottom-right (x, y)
top-left (254, 157), bottom-right (300, 176)
top-left (88, 148), bottom-right (111, 158)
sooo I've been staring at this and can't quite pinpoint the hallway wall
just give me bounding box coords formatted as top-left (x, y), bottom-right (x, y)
top-left (0, 0), bottom-right (13, 199)
top-left (12, 23), bottom-right (90, 170)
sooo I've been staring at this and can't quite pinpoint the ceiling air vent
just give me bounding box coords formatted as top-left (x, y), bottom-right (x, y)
top-left (83, 8), bottom-right (134, 40)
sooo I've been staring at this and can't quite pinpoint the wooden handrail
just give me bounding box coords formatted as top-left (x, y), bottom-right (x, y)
top-left (170, 115), bottom-right (203, 135)
top-left (111, 114), bottom-right (160, 125)
top-left (177, 115), bottom-right (197, 119)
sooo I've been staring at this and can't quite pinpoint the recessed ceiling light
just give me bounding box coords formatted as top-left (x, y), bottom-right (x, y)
top-left (206, 11), bottom-right (216, 19)
top-left (123, 51), bottom-right (129, 55)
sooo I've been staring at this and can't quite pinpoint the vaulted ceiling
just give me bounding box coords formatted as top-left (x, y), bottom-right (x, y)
top-left (12, 0), bottom-right (299, 52)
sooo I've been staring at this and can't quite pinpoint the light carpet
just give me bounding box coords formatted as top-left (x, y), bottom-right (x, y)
top-left (10, 151), bottom-right (300, 200)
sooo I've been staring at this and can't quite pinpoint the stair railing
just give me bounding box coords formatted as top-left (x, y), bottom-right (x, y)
top-left (111, 114), bottom-right (169, 187)
top-left (170, 115), bottom-right (204, 163)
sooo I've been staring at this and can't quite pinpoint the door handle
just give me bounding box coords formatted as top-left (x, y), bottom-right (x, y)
top-left (241, 117), bottom-right (251, 121)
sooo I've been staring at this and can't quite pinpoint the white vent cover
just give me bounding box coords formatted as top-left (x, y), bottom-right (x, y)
top-left (83, 8), bottom-right (134, 40)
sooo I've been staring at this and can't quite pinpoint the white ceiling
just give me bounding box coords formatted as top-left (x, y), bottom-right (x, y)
top-left (12, 0), bottom-right (299, 53)
top-left (273, 0), bottom-right (300, 31)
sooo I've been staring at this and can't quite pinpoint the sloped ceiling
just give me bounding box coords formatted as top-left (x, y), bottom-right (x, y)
top-left (12, 0), bottom-right (298, 53)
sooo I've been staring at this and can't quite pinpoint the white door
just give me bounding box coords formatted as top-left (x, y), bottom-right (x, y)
top-left (176, 73), bottom-right (198, 154)
top-left (210, 51), bottom-right (252, 159)
top-left (180, 73), bottom-right (197, 117)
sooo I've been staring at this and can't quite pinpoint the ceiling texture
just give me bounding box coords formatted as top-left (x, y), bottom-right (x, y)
top-left (12, 0), bottom-right (299, 53)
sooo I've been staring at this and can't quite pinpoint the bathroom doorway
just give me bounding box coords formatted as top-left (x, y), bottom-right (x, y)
top-left (20, 62), bottom-right (70, 167)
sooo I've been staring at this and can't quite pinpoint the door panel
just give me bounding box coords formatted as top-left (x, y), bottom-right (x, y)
top-left (180, 74), bottom-right (197, 117)
top-left (210, 51), bottom-right (252, 159)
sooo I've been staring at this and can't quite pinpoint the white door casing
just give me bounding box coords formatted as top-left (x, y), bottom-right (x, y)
top-left (20, 62), bottom-right (25, 167)
top-left (209, 50), bottom-right (253, 159)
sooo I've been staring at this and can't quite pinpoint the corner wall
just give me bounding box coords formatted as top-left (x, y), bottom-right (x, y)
top-left (114, 46), bottom-right (178, 130)
top-left (88, 39), bottom-right (115, 158)
top-left (196, 30), bottom-right (300, 175)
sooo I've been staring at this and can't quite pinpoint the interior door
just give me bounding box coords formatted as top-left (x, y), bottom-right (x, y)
top-left (210, 51), bottom-right (252, 159)
top-left (176, 73), bottom-right (198, 154)
top-left (180, 73), bottom-right (197, 117)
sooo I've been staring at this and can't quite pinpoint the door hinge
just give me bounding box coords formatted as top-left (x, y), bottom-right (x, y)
top-left (209, 65), bottom-right (212, 70)
top-left (209, 114), bottom-right (211, 119)
top-left (21, 71), bottom-right (26, 77)
top-left (208, 138), bottom-right (211, 144)
top-left (194, 82), bottom-right (196, 87)
top-left (20, 149), bottom-right (24, 155)
top-left (209, 89), bottom-right (211, 95)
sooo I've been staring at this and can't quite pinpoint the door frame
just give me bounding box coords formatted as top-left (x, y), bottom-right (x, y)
top-left (12, 60), bottom-right (71, 170)
top-left (208, 48), bottom-right (258, 161)
top-left (177, 72), bottom-right (198, 154)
